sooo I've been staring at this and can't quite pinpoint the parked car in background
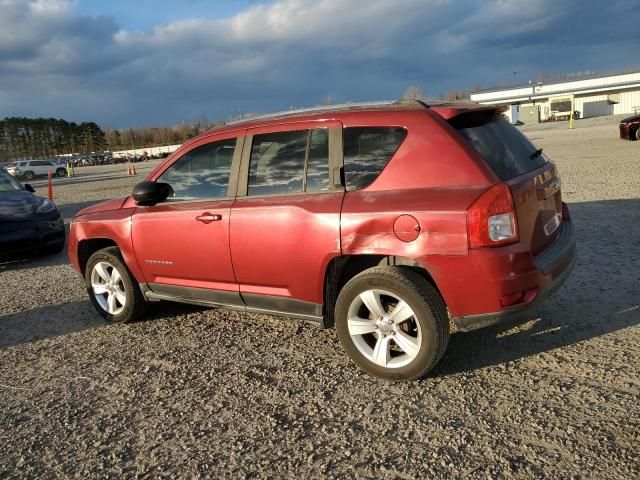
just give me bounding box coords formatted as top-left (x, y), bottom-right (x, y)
top-left (6, 159), bottom-right (67, 179)
top-left (0, 168), bottom-right (65, 257)
top-left (68, 99), bottom-right (576, 381)
top-left (619, 114), bottom-right (640, 140)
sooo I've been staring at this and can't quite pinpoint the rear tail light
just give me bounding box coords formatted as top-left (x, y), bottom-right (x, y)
top-left (467, 183), bottom-right (519, 248)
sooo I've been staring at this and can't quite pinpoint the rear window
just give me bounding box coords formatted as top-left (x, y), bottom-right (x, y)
top-left (454, 114), bottom-right (546, 181)
top-left (343, 127), bottom-right (407, 191)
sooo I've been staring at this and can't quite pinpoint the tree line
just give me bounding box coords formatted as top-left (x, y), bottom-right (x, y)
top-left (0, 116), bottom-right (223, 162)
top-left (104, 119), bottom-right (220, 153)
top-left (0, 117), bottom-right (107, 162)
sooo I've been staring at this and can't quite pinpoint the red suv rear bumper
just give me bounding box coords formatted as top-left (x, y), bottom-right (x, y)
top-left (422, 219), bottom-right (576, 331)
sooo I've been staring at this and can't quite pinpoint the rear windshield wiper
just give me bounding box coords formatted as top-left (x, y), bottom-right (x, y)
top-left (530, 148), bottom-right (543, 159)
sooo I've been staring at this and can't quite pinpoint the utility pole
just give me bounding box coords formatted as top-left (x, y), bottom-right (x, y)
top-left (569, 94), bottom-right (575, 129)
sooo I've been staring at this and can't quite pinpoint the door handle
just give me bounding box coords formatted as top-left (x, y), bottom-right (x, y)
top-left (195, 213), bottom-right (222, 224)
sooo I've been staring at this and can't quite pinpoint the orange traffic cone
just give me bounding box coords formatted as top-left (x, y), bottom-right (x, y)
top-left (47, 169), bottom-right (54, 200)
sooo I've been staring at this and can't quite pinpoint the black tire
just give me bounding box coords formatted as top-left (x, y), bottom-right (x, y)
top-left (56, 168), bottom-right (66, 177)
top-left (335, 266), bottom-right (449, 381)
top-left (634, 127), bottom-right (640, 141)
top-left (85, 246), bottom-right (147, 323)
top-left (24, 171), bottom-right (35, 180)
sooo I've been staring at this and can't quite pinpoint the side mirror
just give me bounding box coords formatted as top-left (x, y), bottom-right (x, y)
top-left (24, 184), bottom-right (35, 193)
top-left (132, 181), bottom-right (173, 206)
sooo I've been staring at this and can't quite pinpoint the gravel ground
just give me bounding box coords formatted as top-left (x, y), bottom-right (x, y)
top-left (1, 118), bottom-right (639, 479)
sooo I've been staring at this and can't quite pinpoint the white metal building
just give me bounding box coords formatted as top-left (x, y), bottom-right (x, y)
top-left (470, 70), bottom-right (640, 124)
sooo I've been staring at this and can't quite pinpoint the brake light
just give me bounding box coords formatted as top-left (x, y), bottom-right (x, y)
top-left (467, 183), bottom-right (519, 248)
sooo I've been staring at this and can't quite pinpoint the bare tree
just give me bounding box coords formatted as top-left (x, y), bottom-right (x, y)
top-left (403, 85), bottom-right (424, 100)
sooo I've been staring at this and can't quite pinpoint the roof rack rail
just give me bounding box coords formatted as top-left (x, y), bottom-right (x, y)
top-left (224, 99), bottom-right (431, 126)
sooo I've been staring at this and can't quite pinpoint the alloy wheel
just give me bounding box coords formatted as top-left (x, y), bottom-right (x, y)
top-left (90, 261), bottom-right (126, 315)
top-left (347, 289), bottom-right (422, 369)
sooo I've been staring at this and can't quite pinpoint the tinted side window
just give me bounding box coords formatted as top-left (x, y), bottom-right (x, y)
top-left (248, 130), bottom-right (307, 196)
top-left (305, 129), bottom-right (330, 192)
top-left (158, 138), bottom-right (236, 201)
top-left (343, 127), bottom-right (407, 191)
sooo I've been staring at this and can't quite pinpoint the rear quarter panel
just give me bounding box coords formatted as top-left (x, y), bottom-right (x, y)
top-left (340, 109), bottom-right (496, 308)
top-left (341, 187), bottom-right (486, 257)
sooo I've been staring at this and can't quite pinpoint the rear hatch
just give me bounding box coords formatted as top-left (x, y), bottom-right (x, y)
top-left (450, 111), bottom-right (562, 255)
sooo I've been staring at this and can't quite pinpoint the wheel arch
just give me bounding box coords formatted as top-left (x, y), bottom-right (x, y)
top-left (323, 254), bottom-right (443, 328)
top-left (77, 238), bottom-right (119, 275)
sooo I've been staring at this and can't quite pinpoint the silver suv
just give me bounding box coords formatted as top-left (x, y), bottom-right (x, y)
top-left (7, 160), bottom-right (67, 180)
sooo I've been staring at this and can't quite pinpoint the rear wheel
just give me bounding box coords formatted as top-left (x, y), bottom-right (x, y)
top-left (85, 247), bottom-right (146, 323)
top-left (634, 127), bottom-right (640, 141)
top-left (56, 168), bottom-right (66, 177)
top-left (335, 267), bottom-right (449, 381)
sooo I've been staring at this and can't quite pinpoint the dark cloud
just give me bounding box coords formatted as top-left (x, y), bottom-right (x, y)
top-left (0, 0), bottom-right (638, 127)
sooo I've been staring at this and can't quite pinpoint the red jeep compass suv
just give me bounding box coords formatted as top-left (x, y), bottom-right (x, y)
top-left (68, 100), bottom-right (576, 380)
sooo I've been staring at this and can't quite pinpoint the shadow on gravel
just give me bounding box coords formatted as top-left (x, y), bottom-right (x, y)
top-left (143, 301), bottom-right (211, 322)
top-left (0, 248), bottom-right (69, 272)
top-left (0, 300), bottom-right (103, 350)
top-left (0, 299), bottom-right (209, 350)
top-left (435, 198), bottom-right (640, 376)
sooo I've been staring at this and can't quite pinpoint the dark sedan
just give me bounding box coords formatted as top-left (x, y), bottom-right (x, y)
top-left (0, 168), bottom-right (65, 258)
top-left (619, 114), bottom-right (640, 140)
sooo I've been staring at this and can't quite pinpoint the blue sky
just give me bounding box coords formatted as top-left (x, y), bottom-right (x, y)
top-left (1, 0), bottom-right (639, 128)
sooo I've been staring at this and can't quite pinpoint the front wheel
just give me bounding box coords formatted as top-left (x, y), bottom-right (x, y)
top-left (634, 127), bottom-right (640, 141)
top-left (85, 247), bottom-right (146, 323)
top-left (335, 267), bottom-right (449, 381)
top-left (23, 171), bottom-right (35, 180)
top-left (56, 168), bottom-right (66, 177)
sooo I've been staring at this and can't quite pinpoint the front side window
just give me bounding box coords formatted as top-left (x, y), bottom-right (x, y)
top-left (158, 138), bottom-right (236, 201)
top-left (247, 128), bottom-right (331, 196)
top-left (343, 127), bottom-right (407, 191)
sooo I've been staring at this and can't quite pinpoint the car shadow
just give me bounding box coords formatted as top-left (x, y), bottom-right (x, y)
top-left (0, 300), bottom-right (103, 350)
top-left (0, 299), bottom-right (209, 350)
top-left (0, 247), bottom-right (70, 272)
top-left (434, 198), bottom-right (640, 376)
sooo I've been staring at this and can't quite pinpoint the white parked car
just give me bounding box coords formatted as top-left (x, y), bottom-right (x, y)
top-left (6, 160), bottom-right (67, 180)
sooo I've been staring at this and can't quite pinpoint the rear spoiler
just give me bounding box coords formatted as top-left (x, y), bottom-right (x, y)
top-left (432, 104), bottom-right (507, 122)
top-left (393, 98), bottom-right (507, 123)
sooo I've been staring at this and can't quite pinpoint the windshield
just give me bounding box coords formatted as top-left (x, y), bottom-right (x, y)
top-left (455, 114), bottom-right (547, 180)
top-left (0, 169), bottom-right (24, 192)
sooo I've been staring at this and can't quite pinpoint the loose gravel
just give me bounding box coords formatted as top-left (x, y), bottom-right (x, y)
top-left (1, 117), bottom-right (639, 479)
